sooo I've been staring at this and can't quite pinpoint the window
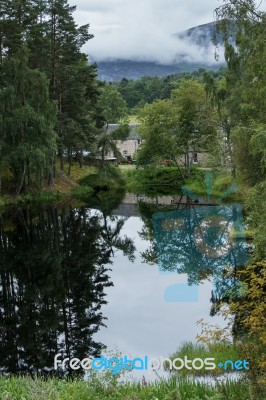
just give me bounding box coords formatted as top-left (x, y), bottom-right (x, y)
top-left (193, 153), bottom-right (198, 163)
top-left (123, 150), bottom-right (128, 156)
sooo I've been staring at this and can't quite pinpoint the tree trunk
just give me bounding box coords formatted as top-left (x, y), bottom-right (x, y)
top-left (16, 162), bottom-right (26, 195)
top-left (0, 31), bottom-right (3, 65)
top-left (48, 153), bottom-right (55, 186)
top-left (80, 149), bottom-right (84, 168)
top-left (67, 148), bottom-right (73, 176)
top-left (185, 148), bottom-right (191, 177)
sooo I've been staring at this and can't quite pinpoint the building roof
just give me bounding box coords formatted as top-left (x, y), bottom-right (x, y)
top-left (107, 124), bottom-right (141, 140)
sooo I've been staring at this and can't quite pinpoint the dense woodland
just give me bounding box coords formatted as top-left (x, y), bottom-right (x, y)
top-left (0, 0), bottom-right (106, 194)
top-left (0, 0), bottom-right (265, 388)
top-left (113, 69), bottom-right (225, 111)
top-left (0, 1), bottom-right (265, 197)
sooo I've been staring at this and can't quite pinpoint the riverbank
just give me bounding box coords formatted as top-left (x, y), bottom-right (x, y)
top-left (121, 165), bottom-right (245, 203)
top-left (0, 163), bottom-right (247, 211)
top-left (0, 163), bottom-right (97, 208)
top-left (0, 376), bottom-right (263, 400)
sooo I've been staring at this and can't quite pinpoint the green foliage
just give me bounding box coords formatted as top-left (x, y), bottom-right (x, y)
top-left (0, 376), bottom-right (264, 400)
top-left (71, 186), bottom-right (94, 199)
top-left (215, 2), bottom-right (266, 185)
top-left (79, 165), bottom-right (125, 191)
top-left (0, 0), bottom-right (104, 192)
top-left (184, 173), bottom-right (241, 202)
top-left (212, 174), bottom-right (235, 194)
top-left (137, 99), bottom-right (180, 166)
top-left (232, 123), bottom-right (266, 185)
top-left (125, 166), bottom-right (185, 195)
top-left (114, 69), bottom-right (225, 111)
top-left (207, 260), bottom-right (266, 385)
top-left (0, 46), bottom-right (57, 194)
top-left (231, 261), bottom-right (266, 354)
top-left (246, 180), bottom-right (266, 260)
top-left (98, 84), bottom-right (128, 124)
top-left (166, 342), bottom-right (240, 376)
top-left (136, 79), bottom-right (217, 175)
top-left (171, 79), bottom-right (217, 174)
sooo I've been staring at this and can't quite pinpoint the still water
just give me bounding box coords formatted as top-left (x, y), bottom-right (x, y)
top-left (0, 191), bottom-right (247, 379)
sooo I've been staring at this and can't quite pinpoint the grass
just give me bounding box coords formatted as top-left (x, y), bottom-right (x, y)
top-left (0, 376), bottom-right (264, 400)
top-left (229, 229), bottom-right (255, 240)
top-left (122, 166), bottom-right (241, 200)
top-left (119, 164), bottom-right (136, 171)
top-left (121, 166), bottom-right (186, 195)
top-left (0, 162), bottom-right (97, 207)
top-left (184, 172), bottom-right (243, 203)
top-left (79, 164), bottom-right (125, 191)
top-left (0, 162), bottom-right (245, 208)
top-left (43, 162), bottom-right (97, 194)
top-left (1, 342), bottom-right (261, 399)
top-left (128, 115), bottom-right (139, 123)
top-left (166, 342), bottom-right (241, 377)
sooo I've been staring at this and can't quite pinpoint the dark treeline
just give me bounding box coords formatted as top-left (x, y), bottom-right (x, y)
top-left (113, 68), bottom-right (226, 111)
top-left (0, 0), bottom-right (105, 194)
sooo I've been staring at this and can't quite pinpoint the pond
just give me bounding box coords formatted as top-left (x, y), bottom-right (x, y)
top-left (0, 191), bottom-right (248, 380)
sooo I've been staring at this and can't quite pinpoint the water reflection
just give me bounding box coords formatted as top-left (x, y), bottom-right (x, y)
top-left (137, 199), bottom-right (248, 303)
top-left (0, 192), bottom-right (248, 378)
top-left (0, 191), bottom-right (135, 376)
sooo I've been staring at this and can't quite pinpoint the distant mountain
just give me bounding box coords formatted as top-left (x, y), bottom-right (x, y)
top-left (96, 22), bottom-right (226, 82)
top-left (96, 59), bottom-right (221, 82)
top-left (175, 21), bottom-right (220, 47)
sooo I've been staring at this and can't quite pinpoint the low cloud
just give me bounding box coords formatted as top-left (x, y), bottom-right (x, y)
top-left (69, 0), bottom-right (230, 65)
top-left (86, 30), bottom-right (222, 65)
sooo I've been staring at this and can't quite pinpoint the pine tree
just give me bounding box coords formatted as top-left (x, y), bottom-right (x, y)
top-left (0, 46), bottom-right (57, 193)
top-left (44, 0), bottom-right (102, 173)
top-left (0, 0), bottom-right (104, 190)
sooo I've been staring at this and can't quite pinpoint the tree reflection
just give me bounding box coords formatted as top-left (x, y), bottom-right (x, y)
top-left (0, 193), bottom-right (135, 376)
top-left (138, 198), bottom-right (247, 299)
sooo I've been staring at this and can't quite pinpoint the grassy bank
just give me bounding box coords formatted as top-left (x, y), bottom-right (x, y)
top-left (183, 174), bottom-right (244, 203)
top-left (0, 163), bottom-right (245, 208)
top-left (166, 342), bottom-right (241, 377)
top-left (0, 162), bottom-right (129, 208)
top-left (0, 376), bottom-right (263, 400)
top-left (0, 163), bottom-right (98, 208)
top-left (121, 165), bottom-right (188, 195)
top-left (121, 165), bottom-right (243, 203)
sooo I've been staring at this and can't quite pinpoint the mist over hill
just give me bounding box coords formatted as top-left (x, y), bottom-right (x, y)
top-left (96, 22), bottom-right (226, 81)
top-left (96, 59), bottom-right (222, 82)
top-left (175, 21), bottom-right (221, 47)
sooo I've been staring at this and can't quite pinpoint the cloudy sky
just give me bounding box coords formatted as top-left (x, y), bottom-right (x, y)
top-left (68, 0), bottom-right (265, 65)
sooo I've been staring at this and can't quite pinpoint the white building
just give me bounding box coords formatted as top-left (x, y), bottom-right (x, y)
top-left (108, 124), bottom-right (142, 160)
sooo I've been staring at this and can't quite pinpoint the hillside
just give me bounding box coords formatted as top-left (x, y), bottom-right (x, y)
top-left (175, 21), bottom-right (220, 47)
top-left (96, 21), bottom-right (225, 81)
top-left (96, 59), bottom-right (221, 82)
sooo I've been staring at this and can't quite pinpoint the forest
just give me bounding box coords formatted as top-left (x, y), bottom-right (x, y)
top-left (0, 0), bottom-right (266, 399)
top-left (0, 0), bottom-right (106, 195)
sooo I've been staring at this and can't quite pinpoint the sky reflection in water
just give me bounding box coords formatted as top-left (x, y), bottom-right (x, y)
top-left (96, 216), bottom-right (227, 371)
